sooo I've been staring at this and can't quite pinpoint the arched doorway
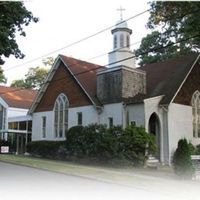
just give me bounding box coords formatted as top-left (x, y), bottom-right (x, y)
top-left (148, 113), bottom-right (160, 159)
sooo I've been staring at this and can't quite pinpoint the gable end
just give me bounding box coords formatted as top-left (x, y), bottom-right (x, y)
top-left (173, 60), bottom-right (200, 105)
top-left (33, 61), bottom-right (93, 112)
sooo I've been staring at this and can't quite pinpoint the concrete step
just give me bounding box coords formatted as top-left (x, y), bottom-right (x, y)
top-left (146, 156), bottom-right (160, 169)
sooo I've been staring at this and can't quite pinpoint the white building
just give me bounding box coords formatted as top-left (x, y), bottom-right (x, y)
top-left (0, 86), bottom-right (37, 153)
top-left (29, 18), bottom-right (200, 165)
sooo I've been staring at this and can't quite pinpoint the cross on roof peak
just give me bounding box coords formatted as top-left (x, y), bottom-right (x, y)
top-left (117, 6), bottom-right (125, 21)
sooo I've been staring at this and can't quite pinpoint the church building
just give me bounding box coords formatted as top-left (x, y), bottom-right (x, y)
top-left (29, 18), bottom-right (200, 165)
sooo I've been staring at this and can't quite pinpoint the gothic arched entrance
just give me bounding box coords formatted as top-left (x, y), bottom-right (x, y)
top-left (148, 113), bottom-right (161, 159)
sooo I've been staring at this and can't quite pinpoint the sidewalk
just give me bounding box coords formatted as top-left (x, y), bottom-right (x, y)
top-left (0, 154), bottom-right (199, 199)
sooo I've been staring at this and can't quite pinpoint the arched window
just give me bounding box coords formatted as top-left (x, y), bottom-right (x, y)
top-left (192, 91), bottom-right (200, 138)
top-left (114, 35), bottom-right (117, 49)
top-left (126, 35), bottom-right (130, 48)
top-left (120, 34), bottom-right (124, 48)
top-left (54, 93), bottom-right (69, 138)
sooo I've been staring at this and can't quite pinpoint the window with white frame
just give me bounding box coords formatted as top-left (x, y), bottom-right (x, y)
top-left (192, 90), bottom-right (200, 138)
top-left (54, 93), bottom-right (69, 138)
top-left (42, 116), bottom-right (46, 138)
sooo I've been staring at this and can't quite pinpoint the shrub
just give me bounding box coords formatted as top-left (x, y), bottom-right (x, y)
top-left (66, 124), bottom-right (119, 161)
top-left (188, 142), bottom-right (196, 155)
top-left (118, 125), bottom-right (156, 165)
top-left (27, 141), bottom-right (65, 159)
top-left (65, 124), bottom-right (156, 165)
top-left (66, 125), bottom-right (85, 158)
top-left (29, 124), bottom-right (157, 166)
top-left (173, 139), bottom-right (194, 179)
top-left (195, 144), bottom-right (200, 155)
top-left (0, 139), bottom-right (10, 146)
top-left (84, 124), bottom-right (119, 161)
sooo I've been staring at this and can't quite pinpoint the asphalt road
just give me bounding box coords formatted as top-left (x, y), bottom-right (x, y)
top-left (0, 161), bottom-right (198, 200)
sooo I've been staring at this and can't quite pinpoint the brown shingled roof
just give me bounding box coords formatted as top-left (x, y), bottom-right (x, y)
top-left (139, 54), bottom-right (199, 105)
top-left (0, 86), bottom-right (37, 109)
top-left (60, 55), bottom-right (105, 105)
top-left (60, 54), bottom-right (199, 106)
top-left (30, 54), bottom-right (199, 112)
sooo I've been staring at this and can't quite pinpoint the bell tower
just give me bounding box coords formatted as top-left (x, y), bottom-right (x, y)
top-left (108, 7), bottom-right (136, 68)
top-left (97, 7), bottom-right (146, 104)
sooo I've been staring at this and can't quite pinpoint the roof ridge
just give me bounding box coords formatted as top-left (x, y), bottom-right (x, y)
top-left (59, 54), bottom-right (103, 67)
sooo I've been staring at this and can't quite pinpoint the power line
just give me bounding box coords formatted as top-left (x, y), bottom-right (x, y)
top-left (5, 6), bottom-right (199, 72)
top-left (1, 34), bottom-right (199, 96)
top-left (4, 9), bottom-right (150, 72)
top-left (3, 6), bottom-right (199, 72)
top-left (86, 40), bottom-right (141, 62)
top-left (70, 34), bottom-right (200, 76)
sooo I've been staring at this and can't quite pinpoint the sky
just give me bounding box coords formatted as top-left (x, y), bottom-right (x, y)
top-left (2, 0), bottom-right (151, 85)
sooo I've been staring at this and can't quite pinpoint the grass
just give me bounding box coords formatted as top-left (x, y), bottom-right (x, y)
top-left (0, 154), bottom-right (157, 187)
top-left (1, 154), bottom-right (198, 199)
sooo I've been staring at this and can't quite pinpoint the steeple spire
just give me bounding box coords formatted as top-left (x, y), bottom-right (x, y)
top-left (108, 8), bottom-right (136, 68)
top-left (117, 6), bottom-right (125, 21)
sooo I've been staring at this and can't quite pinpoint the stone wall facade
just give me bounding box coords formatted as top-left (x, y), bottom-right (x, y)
top-left (122, 68), bottom-right (146, 98)
top-left (97, 66), bottom-right (146, 104)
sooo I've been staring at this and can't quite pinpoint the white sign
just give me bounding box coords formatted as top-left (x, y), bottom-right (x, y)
top-left (1, 146), bottom-right (9, 153)
top-left (191, 155), bottom-right (200, 180)
top-left (191, 155), bottom-right (200, 160)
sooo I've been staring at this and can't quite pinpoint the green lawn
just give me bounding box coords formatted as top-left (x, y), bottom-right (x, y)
top-left (0, 154), bottom-right (149, 185)
top-left (0, 154), bottom-right (198, 199)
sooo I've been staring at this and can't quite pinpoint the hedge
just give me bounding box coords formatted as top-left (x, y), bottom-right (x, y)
top-left (28, 124), bottom-right (156, 165)
top-left (0, 139), bottom-right (10, 146)
top-left (27, 140), bottom-right (66, 159)
top-left (65, 124), bottom-right (156, 165)
top-left (66, 124), bottom-right (120, 161)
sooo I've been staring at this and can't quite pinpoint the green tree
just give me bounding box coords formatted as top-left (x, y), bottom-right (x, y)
top-left (0, 67), bottom-right (7, 84)
top-left (24, 67), bottom-right (49, 89)
top-left (135, 31), bottom-right (183, 66)
top-left (11, 57), bottom-right (53, 89)
top-left (173, 139), bottom-right (194, 179)
top-left (10, 79), bottom-right (26, 88)
top-left (42, 57), bottom-right (55, 66)
top-left (11, 67), bottom-right (49, 89)
top-left (136, 1), bottom-right (200, 65)
top-left (0, 1), bottom-right (38, 65)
